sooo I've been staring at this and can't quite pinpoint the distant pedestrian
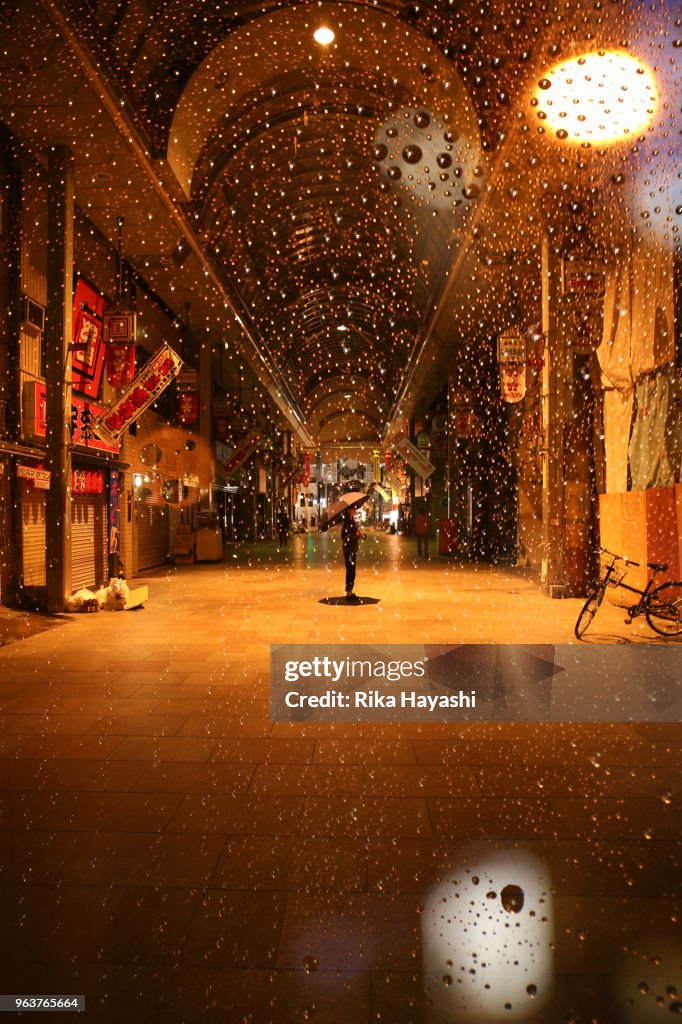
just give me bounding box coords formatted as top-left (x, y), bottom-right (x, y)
top-left (341, 507), bottom-right (363, 601)
top-left (276, 507), bottom-right (290, 548)
top-left (414, 500), bottom-right (432, 558)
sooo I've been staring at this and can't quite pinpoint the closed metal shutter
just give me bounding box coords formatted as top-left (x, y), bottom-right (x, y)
top-left (135, 500), bottom-right (169, 571)
top-left (71, 493), bottom-right (108, 591)
top-left (21, 486), bottom-right (46, 587)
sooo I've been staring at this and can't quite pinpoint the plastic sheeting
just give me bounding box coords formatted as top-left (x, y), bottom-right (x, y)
top-left (599, 241), bottom-right (676, 492)
top-left (599, 243), bottom-right (675, 391)
top-left (628, 366), bottom-right (682, 491)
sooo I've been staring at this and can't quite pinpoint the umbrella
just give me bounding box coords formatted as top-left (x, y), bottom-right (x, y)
top-left (319, 491), bottom-right (370, 532)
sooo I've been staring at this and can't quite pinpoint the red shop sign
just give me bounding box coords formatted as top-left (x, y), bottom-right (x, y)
top-left (22, 382), bottom-right (119, 454)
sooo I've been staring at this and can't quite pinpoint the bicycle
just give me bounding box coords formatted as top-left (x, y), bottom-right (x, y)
top-left (575, 548), bottom-right (682, 639)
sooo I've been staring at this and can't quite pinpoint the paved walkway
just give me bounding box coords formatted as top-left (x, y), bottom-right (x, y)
top-left (0, 534), bottom-right (679, 1022)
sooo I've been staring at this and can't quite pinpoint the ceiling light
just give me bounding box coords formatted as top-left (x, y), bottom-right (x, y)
top-left (314, 26), bottom-right (335, 46)
top-left (533, 50), bottom-right (658, 144)
top-left (337, 324), bottom-right (349, 331)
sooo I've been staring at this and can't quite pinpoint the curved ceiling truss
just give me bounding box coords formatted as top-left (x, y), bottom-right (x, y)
top-left (167, 3), bottom-right (485, 446)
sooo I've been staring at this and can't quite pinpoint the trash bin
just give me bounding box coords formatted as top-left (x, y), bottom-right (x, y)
top-left (438, 518), bottom-right (458, 555)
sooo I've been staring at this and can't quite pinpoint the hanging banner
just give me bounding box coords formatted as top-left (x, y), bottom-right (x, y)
top-left (93, 343), bottom-right (183, 445)
top-left (177, 365), bottom-right (199, 426)
top-left (303, 453), bottom-right (311, 486)
top-left (218, 429), bottom-right (261, 477)
top-left (108, 469), bottom-right (120, 556)
top-left (394, 434), bottom-right (436, 479)
top-left (500, 365), bottom-right (527, 403)
top-left (17, 464), bottom-right (51, 489)
top-left (105, 344), bottom-right (137, 389)
top-left (71, 277), bottom-right (105, 399)
top-left (373, 450), bottom-right (381, 482)
top-left (374, 483), bottom-right (391, 501)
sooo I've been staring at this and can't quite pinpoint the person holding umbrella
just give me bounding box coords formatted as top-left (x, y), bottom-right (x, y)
top-left (319, 490), bottom-right (370, 602)
top-left (341, 507), bottom-right (363, 602)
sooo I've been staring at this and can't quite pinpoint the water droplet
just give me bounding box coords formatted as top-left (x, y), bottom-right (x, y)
top-left (526, 984), bottom-right (538, 998)
top-left (302, 955), bottom-right (319, 974)
top-left (501, 884), bottom-right (524, 913)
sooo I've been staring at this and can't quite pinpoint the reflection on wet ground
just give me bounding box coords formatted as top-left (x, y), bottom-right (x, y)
top-left (0, 535), bottom-right (679, 1022)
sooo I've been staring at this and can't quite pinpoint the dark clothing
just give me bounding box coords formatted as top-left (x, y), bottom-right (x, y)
top-left (276, 510), bottom-right (289, 548)
top-left (344, 550), bottom-right (357, 593)
top-left (341, 515), bottom-right (360, 554)
top-left (341, 513), bottom-right (360, 593)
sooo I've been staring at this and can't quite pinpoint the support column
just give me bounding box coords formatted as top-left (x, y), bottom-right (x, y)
top-left (541, 233), bottom-right (570, 598)
top-left (199, 337), bottom-right (212, 512)
top-left (45, 146), bottom-right (73, 613)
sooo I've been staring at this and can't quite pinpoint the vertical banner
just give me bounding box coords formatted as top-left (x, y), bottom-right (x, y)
top-left (303, 453), bottom-right (311, 487)
top-left (71, 278), bottom-right (105, 399)
top-left (373, 450), bottom-right (381, 482)
top-left (108, 470), bottom-right (120, 556)
top-left (176, 368), bottom-right (199, 425)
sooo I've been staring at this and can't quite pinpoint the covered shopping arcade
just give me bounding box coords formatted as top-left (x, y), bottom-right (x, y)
top-left (0, 0), bottom-right (680, 1021)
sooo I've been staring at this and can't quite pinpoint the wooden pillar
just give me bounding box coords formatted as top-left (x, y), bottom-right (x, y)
top-left (541, 233), bottom-right (570, 598)
top-left (199, 337), bottom-right (212, 512)
top-left (45, 146), bottom-right (74, 613)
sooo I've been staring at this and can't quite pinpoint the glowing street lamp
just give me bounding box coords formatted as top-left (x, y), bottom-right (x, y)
top-left (532, 50), bottom-right (659, 145)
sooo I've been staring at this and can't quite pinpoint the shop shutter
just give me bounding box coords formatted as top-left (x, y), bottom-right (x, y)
top-left (135, 500), bottom-right (170, 571)
top-left (21, 486), bottom-right (46, 587)
top-left (71, 494), bottom-right (108, 591)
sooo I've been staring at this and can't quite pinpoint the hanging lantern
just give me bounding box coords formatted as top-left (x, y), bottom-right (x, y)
top-left (104, 218), bottom-right (137, 388)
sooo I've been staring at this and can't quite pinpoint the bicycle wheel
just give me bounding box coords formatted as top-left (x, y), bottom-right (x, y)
top-left (645, 581), bottom-right (682, 637)
top-left (575, 586), bottom-right (606, 639)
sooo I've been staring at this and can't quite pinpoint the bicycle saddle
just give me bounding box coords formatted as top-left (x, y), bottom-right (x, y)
top-left (647, 561), bottom-right (668, 572)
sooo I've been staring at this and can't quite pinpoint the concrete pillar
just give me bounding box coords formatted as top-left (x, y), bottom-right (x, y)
top-left (45, 146), bottom-right (74, 613)
top-left (541, 233), bottom-right (570, 598)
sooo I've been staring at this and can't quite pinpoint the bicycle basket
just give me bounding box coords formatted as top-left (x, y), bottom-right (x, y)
top-left (599, 557), bottom-right (627, 588)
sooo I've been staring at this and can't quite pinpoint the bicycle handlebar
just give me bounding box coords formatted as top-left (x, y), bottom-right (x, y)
top-left (598, 546), bottom-right (640, 568)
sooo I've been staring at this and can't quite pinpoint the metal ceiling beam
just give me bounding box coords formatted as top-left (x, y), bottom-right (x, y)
top-left (380, 127), bottom-right (519, 447)
top-left (38, 0), bottom-right (317, 449)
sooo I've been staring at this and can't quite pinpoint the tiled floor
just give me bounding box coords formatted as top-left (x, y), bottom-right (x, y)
top-left (0, 533), bottom-right (680, 1022)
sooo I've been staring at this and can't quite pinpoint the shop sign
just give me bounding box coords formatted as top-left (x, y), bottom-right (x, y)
top-left (500, 365), bottom-right (527, 403)
top-left (218, 429), bottom-right (261, 477)
top-left (22, 381), bottom-right (120, 454)
top-left (94, 343), bottom-right (183, 445)
top-left (17, 464), bottom-right (51, 489)
top-left (71, 469), bottom-right (105, 495)
top-left (416, 431), bottom-right (430, 452)
top-left (372, 450), bottom-right (381, 482)
top-left (562, 257), bottom-right (605, 298)
top-left (497, 333), bottom-right (526, 365)
top-left (394, 434), bottom-right (435, 479)
top-left (303, 453), bottom-right (311, 487)
top-left (72, 277), bottom-right (106, 399)
top-left (108, 469), bottom-right (120, 555)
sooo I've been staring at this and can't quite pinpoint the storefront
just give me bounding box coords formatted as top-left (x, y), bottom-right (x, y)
top-left (70, 464), bottom-right (108, 590)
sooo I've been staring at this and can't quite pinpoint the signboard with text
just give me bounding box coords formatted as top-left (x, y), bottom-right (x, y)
top-left (218, 429), bottom-right (261, 477)
top-left (22, 382), bottom-right (119, 454)
top-left (394, 434), bottom-right (435, 479)
top-left (94, 343), bottom-right (183, 445)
